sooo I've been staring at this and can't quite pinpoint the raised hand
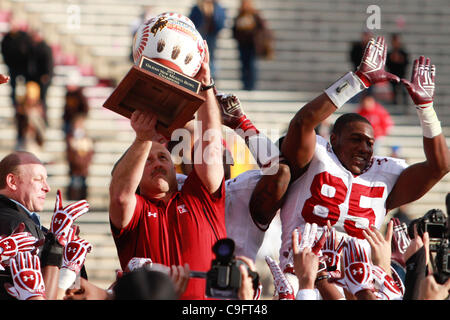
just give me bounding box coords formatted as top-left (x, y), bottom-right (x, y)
top-left (62, 238), bottom-right (92, 274)
top-left (50, 190), bottom-right (89, 246)
top-left (194, 40), bottom-right (211, 87)
top-left (292, 224), bottom-right (327, 292)
top-left (355, 36), bottom-right (400, 87)
top-left (401, 56), bottom-right (435, 106)
top-left (299, 223), bottom-right (325, 254)
top-left (332, 237), bottom-right (375, 296)
top-left (66, 225), bottom-right (80, 244)
top-left (5, 252), bottom-right (46, 300)
top-left (0, 232), bottom-right (38, 268)
top-left (130, 110), bottom-right (158, 142)
top-left (372, 265), bottom-right (404, 300)
top-left (391, 217), bottom-right (411, 268)
top-left (58, 237), bottom-right (92, 290)
top-left (322, 223), bottom-right (345, 278)
top-left (283, 223), bottom-right (326, 274)
top-left (362, 222), bottom-right (393, 275)
top-left (216, 92), bottom-right (246, 129)
top-left (265, 256), bottom-right (295, 300)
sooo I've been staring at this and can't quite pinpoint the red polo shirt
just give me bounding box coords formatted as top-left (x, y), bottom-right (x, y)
top-left (111, 169), bottom-right (226, 299)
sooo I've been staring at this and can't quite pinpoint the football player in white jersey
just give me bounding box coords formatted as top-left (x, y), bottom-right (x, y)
top-left (212, 91), bottom-right (295, 261)
top-left (216, 92), bottom-right (290, 261)
top-left (275, 36), bottom-right (449, 280)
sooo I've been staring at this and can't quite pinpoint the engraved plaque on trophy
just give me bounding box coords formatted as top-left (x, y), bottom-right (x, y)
top-left (103, 56), bottom-right (205, 137)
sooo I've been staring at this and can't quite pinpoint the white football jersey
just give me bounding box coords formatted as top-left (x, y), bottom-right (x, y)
top-left (176, 170), bottom-right (271, 262)
top-left (279, 135), bottom-right (408, 269)
top-left (225, 169), bottom-right (270, 261)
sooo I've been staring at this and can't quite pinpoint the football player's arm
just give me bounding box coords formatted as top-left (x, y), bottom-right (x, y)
top-left (42, 265), bottom-right (59, 300)
top-left (282, 94), bottom-right (337, 180)
top-left (386, 57), bottom-right (449, 210)
top-left (249, 163), bottom-right (290, 228)
top-left (315, 271), bottom-right (345, 300)
top-left (216, 92), bottom-right (291, 226)
top-left (216, 92), bottom-right (276, 169)
top-left (283, 36), bottom-right (399, 180)
top-left (387, 137), bottom-right (449, 210)
top-left (109, 111), bottom-right (155, 229)
top-left (192, 42), bottom-right (224, 194)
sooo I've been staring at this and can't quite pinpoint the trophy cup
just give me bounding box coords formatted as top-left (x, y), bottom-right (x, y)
top-left (103, 13), bottom-right (207, 137)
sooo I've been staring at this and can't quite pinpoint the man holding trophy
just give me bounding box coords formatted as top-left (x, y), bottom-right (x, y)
top-left (107, 13), bottom-right (226, 300)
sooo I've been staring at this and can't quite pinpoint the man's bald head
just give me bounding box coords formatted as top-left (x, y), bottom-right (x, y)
top-left (0, 151), bottom-right (43, 189)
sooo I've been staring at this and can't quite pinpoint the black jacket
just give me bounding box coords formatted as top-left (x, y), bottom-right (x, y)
top-left (0, 195), bottom-right (46, 240)
top-left (0, 30), bottom-right (33, 76)
top-left (403, 246), bottom-right (427, 300)
top-left (0, 195), bottom-right (47, 300)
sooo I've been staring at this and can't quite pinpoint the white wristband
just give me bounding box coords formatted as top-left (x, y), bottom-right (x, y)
top-left (416, 103), bottom-right (442, 138)
top-left (324, 72), bottom-right (366, 108)
top-left (295, 289), bottom-right (318, 300)
top-left (240, 132), bottom-right (281, 175)
top-left (58, 268), bottom-right (77, 290)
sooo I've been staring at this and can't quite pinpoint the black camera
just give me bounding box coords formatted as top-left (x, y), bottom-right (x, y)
top-left (434, 238), bottom-right (450, 284)
top-left (433, 193), bottom-right (450, 284)
top-left (205, 238), bottom-right (259, 299)
top-left (407, 208), bottom-right (448, 252)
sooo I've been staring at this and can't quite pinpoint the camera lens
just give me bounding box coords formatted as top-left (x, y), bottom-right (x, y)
top-left (217, 243), bottom-right (232, 257)
top-left (212, 238), bottom-right (235, 262)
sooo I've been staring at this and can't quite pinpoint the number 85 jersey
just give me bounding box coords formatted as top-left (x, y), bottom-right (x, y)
top-left (279, 135), bottom-right (408, 267)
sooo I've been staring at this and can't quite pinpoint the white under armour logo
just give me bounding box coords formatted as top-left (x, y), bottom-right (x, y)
top-left (352, 268), bottom-right (363, 275)
top-left (67, 247), bottom-right (76, 253)
top-left (3, 241), bottom-right (11, 250)
top-left (147, 212), bottom-right (157, 218)
top-left (55, 218), bottom-right (63, 224)
top-left (23, 275), bottom-right (34, 281)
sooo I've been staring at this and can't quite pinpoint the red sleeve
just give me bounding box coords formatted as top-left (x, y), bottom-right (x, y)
top-left (110, 194), bottom-right (144, 238)
top-left (181, 168), bottom-right (227, 239)
top-left (110, 194), bottom-right (146, 269)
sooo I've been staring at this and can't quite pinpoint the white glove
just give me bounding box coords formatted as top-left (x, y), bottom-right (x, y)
top-left (59, 238), bottom-right (92, 290)
top-left (265, 256), bottom-right (295, 300)
top-left (6, 252), bottom-right (45, 300)
top-left (333, 238), bottom-right (375, 296)
top-left (372, 266), bottom-right (404, 300)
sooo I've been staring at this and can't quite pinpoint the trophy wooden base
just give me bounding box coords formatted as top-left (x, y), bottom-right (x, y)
top-left (103, 57), bottom-right (206, 137)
